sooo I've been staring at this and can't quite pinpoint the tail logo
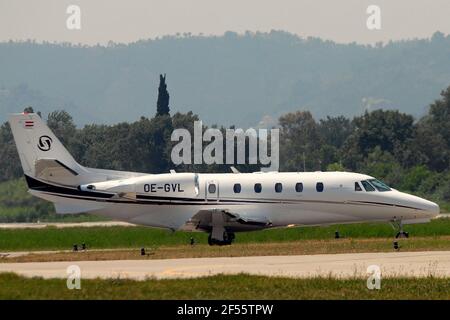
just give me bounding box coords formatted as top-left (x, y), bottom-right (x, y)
top-left (38, 135), bottom-right (53, 151)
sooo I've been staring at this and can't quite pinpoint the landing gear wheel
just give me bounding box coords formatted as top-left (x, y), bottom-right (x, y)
top-left (395, 231), bottom-right (409, 239)
top-left (392, 219), bottom-right (409, 239)
top-left (208, 234), bottom-right (213, 246)
top-left (207, 232), bottom-right (235, 246)
top-left (391, 219), bottom-right (409, 251)
top-left (221, 231), bottom-right (235, 245)
top-left (393, 241), bottom-right (399, 250)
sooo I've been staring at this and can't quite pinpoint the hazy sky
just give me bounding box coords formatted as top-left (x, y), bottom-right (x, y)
top-left (0, 0), bottom-right (449, 45)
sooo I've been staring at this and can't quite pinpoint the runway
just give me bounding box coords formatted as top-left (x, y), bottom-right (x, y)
top-left (0, 221), bottom-right (135, 229)
top-left (0, 251), bottom-right (449, 280)
top-left (0, 214), bottom-right (447, 229)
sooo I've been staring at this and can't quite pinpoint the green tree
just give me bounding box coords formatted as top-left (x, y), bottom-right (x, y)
top-left (279, 111), bottom-right (322, 171)
top-left (341, 110), bottom-right (416, 170)
top-left (145, 114), bottom-right (173, 173)
top-left (0, 122), bottom-right (21, 181)
top-left (360, 147), bottom-right (404, 187)
top-left (319, 116), bottom-right (353, 149)
top-left (156, 74), bottom-right (170, 116)
top-left (23, 106), bottom-right (34, 113)
top-left (47, 110), bottom-right (77, 147)
top-left (327, 162), bottom-right (345, 171)
top-left (399, 165), bottom-right (433, 192)
top-left (415, 86), bottom-right (450, 171)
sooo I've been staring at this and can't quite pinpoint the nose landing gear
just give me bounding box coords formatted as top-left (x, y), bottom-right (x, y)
top-left (391, 219), bottom-right (409, 250)
top-left (391, 219), bottom-right (409, 239)
top-left (395, 231), bottom-right (409, 239)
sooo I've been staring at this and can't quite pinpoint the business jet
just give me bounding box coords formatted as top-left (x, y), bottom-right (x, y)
top-left (9, 113), bottom-right (440, 245)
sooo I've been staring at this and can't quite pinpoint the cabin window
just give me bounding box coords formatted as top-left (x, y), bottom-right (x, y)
top-left (254, 183), bottom-right (262, 193)
top-left (275, 183), bottom-right (283, 193)
top-left (208, 183), bottom-right (216, 194)
top-left (368, 179), bottom-right (391, 192)
top-left (355, 182), bottom-right (362, 191)
top-left (316, 182), bottom-right (324, 192)
top-left (295, 182), bottom-right (303, 192)
top-left (361, 180), bottom-right (375, 192)
top-left (233, 183), bottom-right (241, 193)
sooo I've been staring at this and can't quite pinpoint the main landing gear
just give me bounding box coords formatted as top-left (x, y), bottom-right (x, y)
top-left (208, 210), bottom-right (235, 245)
top-left (208, 232), bottom-right (235, 246)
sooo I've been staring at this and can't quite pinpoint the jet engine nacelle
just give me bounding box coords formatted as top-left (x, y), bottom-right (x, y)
top-left (78, 184), bottom-right (97, 192)
top-left (78, 172), bottom-right (198, 198)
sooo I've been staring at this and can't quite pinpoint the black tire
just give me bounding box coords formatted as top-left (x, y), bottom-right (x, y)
top-left (220, 240), bottom-right (232, 246)
top-left (404, 232), bottom-right (409, 238)
top-left (208, 234), bottom-right (213, 246)
top-left (395, 232), bottom-right (400, 239)
top-left (208, 233), bottom-right (234, 246)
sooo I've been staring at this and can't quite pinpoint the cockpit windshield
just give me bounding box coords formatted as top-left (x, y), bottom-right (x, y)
top-left (367, 179), bottom-right (391, 192)
top-left (361, 180), bottom-right (375, 192)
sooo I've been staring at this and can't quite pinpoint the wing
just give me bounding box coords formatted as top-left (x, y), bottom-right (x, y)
top-left (180, 209), bottom-right (272, 232)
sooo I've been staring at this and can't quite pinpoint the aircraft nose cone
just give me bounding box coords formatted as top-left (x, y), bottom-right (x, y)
top-left (424, 200), bottom-right (440, 217)
top-left (413, 196), bottom-right (440, 217)
top-left (399, 192), bottom-right (440, 217)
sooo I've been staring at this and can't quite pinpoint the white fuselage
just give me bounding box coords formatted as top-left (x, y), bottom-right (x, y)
top-left (33, 171), bottom-right (440, 232)
top-left (9, 113), bottom-right (440, 241)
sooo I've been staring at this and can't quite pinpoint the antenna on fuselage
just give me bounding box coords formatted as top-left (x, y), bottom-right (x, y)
top-left (230, 166), bottom-right (240, 174)
top-left (303, 152), bottom-right (306, 172)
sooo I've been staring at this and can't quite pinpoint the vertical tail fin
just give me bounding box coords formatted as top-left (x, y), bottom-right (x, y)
top-left (8, 113), bottom-right (83, 180)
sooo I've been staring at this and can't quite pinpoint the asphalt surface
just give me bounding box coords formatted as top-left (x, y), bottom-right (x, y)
top-left (0, 251), bottom-right (449, 280)
top-left (0, 214), bottom-right (448, 229)
top-left (0, 221), bottom-right (135, 229)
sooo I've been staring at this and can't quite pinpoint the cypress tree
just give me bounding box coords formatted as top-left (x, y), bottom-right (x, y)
top-left (156, 74), bottom-right (170, 116)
